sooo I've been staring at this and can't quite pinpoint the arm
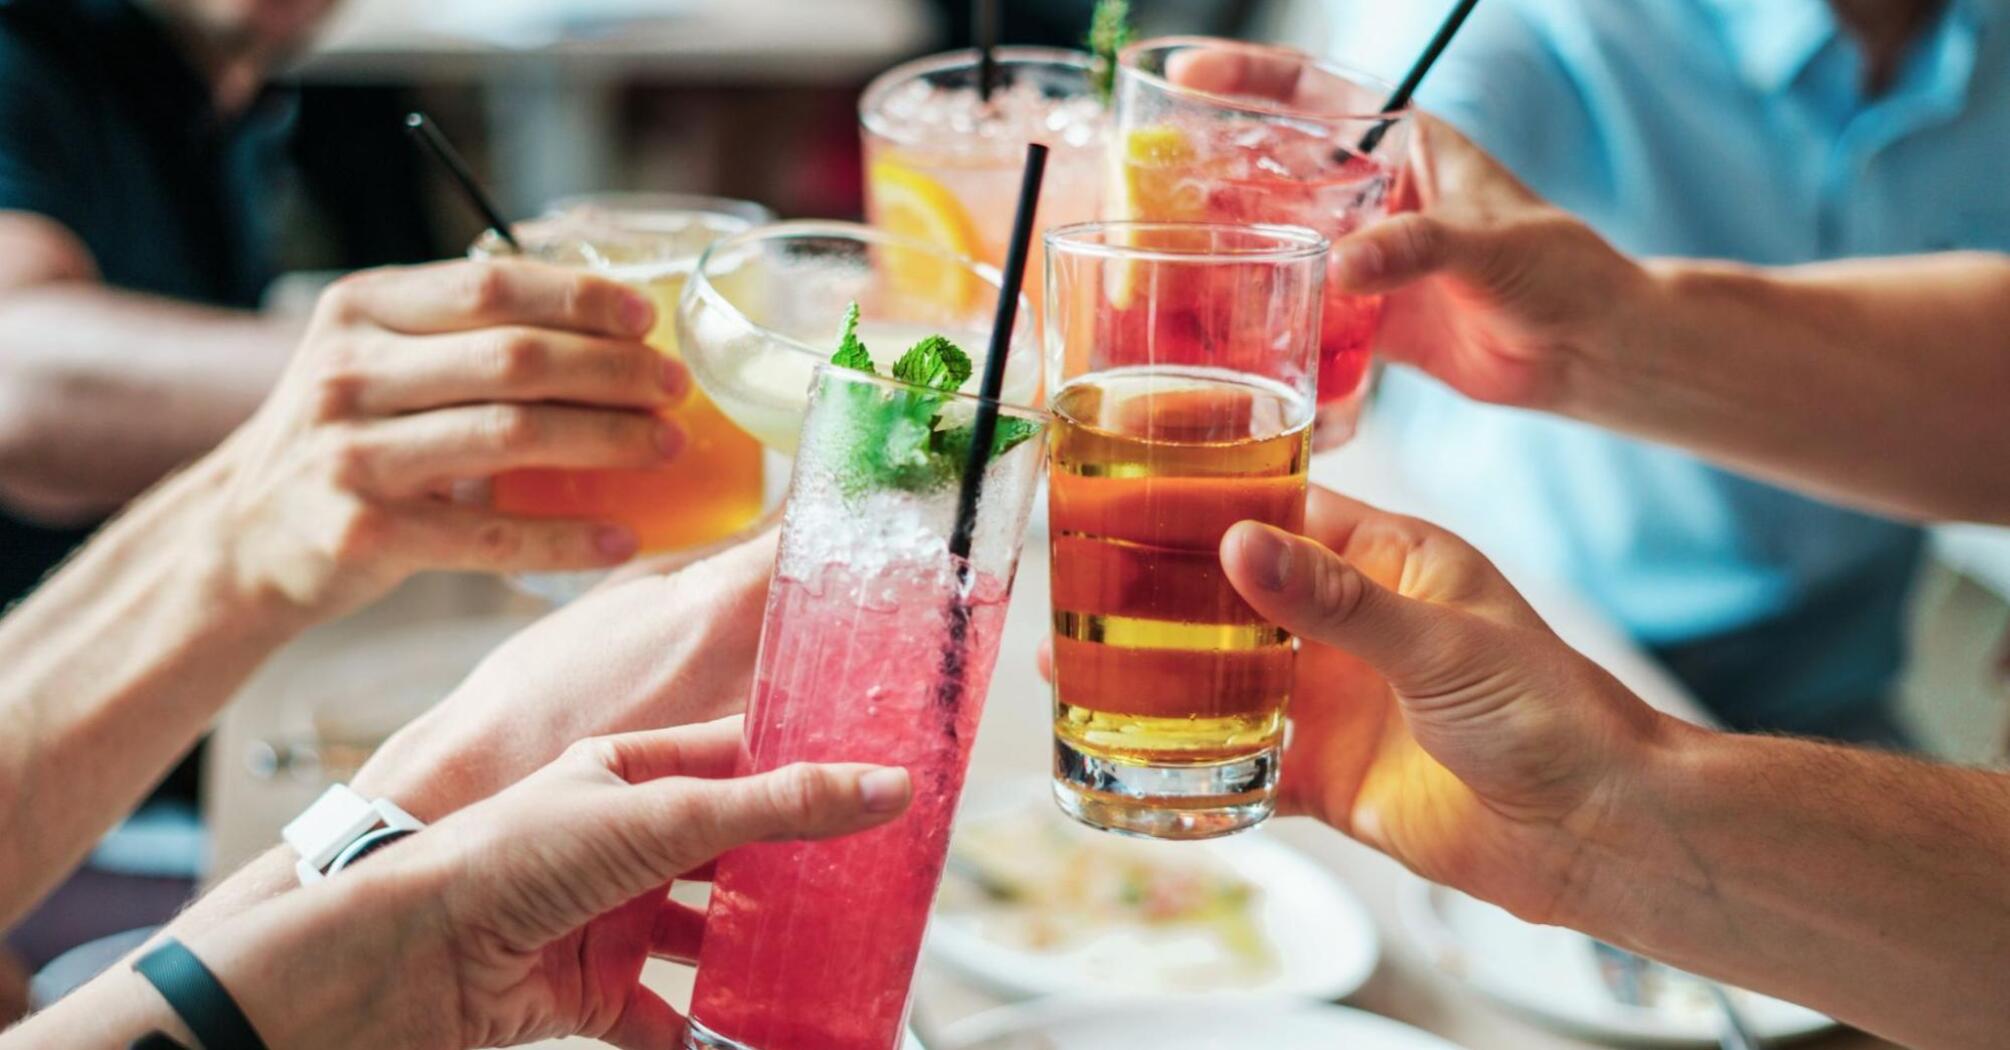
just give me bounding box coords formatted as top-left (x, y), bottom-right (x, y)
top-left (3, 723), bottom-right (908, 1050)
top-left (0, 260), bottom-right (684, 928)
top-left (0, 453), bottom-right (304, 929)
top-left (1335, 117), bottom-right (2010, 525)
top-left (1578, 253), bottom-right (2010, 524)
top-left (1217, 487), bottom-right (2010, 1049)
top-left (0, 213), bottom-right (301, 523)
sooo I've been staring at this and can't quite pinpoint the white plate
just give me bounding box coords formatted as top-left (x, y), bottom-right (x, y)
top-left (936, 996), bottom-right (1469, 1050)
top-left (1397, 878), bottom-right (1835, 1046)
top-left (924, 780), bottom-right (1379, 1003)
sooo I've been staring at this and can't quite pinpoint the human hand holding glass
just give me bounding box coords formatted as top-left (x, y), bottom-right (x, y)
top-left (215, 259), bottom-right (684, 624)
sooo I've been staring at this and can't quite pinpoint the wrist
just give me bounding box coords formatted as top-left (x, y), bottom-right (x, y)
top-left (184, 855), bottom-right (457, 1050)
top-left (1554, 714), bottom-right (1728, 951)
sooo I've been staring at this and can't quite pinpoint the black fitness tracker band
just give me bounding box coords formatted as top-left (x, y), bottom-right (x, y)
top-left (132, 938), bottom-right (270, 1050)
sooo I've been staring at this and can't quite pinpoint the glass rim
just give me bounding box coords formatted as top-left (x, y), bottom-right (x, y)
top-left (1045, 221), bottom-right (1332, 265)
top-left (471, 215), bottom-right (749, 279)
top-left (860, 45), bottom-right (1097, 142)
top-left (1118, 35), bottom-right (1409, 126)
top-left (810, 361), bottom-right (1048, 421)
top-left (542, 192), bottom-right (777, 228)
top-left (687, 218), bottom-right (1034, 371)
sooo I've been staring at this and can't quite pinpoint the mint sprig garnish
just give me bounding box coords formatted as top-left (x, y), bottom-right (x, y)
top-left (820, 302), bottom-right (1042, 495)
top-left (1088, 0), bottom-right (1135, 105)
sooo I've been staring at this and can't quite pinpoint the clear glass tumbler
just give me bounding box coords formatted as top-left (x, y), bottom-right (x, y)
top-left (685, 365), bottom-right (1048, 1050)
top-left (1111, 36), bottom-right (1411, 448)
top-left (1044, 220), bottom-right (1328, 840)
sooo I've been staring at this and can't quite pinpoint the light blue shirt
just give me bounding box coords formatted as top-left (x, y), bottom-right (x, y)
top-left (1326, 0), bottom-right (2010, 737)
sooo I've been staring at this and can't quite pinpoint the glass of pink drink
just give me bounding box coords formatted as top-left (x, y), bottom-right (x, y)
top-left (685, 364), bottom-right (1048, 1050)
top-left (1110, 37), bottom-right (1412, 449)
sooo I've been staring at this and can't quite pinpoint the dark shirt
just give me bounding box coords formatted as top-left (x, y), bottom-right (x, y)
top-left (0, 0), bottom-right (293, 608)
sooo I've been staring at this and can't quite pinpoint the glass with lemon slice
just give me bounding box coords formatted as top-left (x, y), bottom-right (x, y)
top-left (860, 47), bottom-right (1107, 314)
top-left (471, 200), bottom-right (774, 602)
top-left (1112, 38), bottom-right (1412, 449)
top-left (677, 221), bottom-right (1038, 454)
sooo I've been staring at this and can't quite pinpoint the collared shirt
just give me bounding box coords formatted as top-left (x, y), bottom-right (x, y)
top-left (0, 0), bottom-right (294, 607)
top-left (1324, 0), bottom-right (2009, 737)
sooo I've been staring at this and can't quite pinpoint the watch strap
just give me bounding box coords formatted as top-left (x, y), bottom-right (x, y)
top-left (133, 938), bottom-right (270, 1050)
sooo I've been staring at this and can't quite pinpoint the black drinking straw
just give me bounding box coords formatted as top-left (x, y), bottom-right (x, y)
top-left (1356, 0), bottom-right (1482, 155)
top-left (934, 143), bottom-right (1046, 717)
top-left (948, 141), bottom-right (1046, 568)
top-left (974, 0), bottom-right (1000, 101)
top-left (404, 111), bottom-right (522, 253)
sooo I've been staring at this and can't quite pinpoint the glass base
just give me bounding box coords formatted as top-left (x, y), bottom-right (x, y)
top-left (685, 1019), bottom-right (747, 1050)
top-left (1052, 738), bottom-right (1277, 840)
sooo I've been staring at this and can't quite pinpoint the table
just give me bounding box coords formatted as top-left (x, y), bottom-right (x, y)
top-left (206, 425), bottom-right (1895, 1049)
top-left (292, 0), bottom-right (934, 213)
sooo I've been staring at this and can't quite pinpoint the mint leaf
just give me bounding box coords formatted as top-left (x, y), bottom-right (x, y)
top-left (831, 301), bottom-right (874, 373)
top-left (891, 335), bottom-right (973, 393)
top-left (1088, 0), bottom-right (1135, 105)
top-left (821, 311), bottom-right (1042, 496)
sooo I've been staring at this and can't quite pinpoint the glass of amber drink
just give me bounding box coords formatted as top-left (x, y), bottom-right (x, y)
top-left (1043, 221), bottom-right (1327, 839)
top-left (472, 202), bottom-right (770, 602)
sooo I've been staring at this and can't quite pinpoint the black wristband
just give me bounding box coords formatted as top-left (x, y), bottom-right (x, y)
top-left (133, 938), bottom-right (270, 1050)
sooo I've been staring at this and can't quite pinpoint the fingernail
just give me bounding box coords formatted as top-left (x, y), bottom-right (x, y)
top-left (594, 526), bottom-right (638, 560)
top-left (659, 356), bottom-right (690, 399)
top-left (858, 768), bottom-right (911, 813)
top-left (1245, 526), bottom-right (1294, 593)
top-left (620, 291), bottom-right (656, 336)
top-left (657, 420), bottom-right (686, 460)
top-left (1333, 238), bottom-right (1385, 287)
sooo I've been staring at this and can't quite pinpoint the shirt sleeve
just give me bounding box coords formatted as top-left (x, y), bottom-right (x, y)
top-left (0, 30), bottom-right (90, 231)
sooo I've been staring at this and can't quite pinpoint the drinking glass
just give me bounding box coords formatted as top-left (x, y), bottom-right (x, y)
top-left (685, 365), bottom-right (1048, 1050)
top-left (470, 201), bottom-right (769, 601)
top-left (1044, 220), bottom-right (1328, 840)
top-left (677, 220), bottom-right (1039, 453)
top-left (860, 46), bottom-right (1106, 312)
top-left (1112, 37), bottom-right (1410, 447)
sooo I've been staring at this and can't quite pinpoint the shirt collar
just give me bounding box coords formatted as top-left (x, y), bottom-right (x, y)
top-left (1695, 0), bottom-right (1839, 95)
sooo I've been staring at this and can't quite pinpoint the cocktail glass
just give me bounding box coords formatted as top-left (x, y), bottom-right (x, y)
top-left (684, 365), bottom-right (1048, 1050)
top-left (1043, 220), bottom-right (1328, 840)
top-left (860, 46), bottom-right (1106, 313)
top-left (677, 220), bottom-right (1039, 453)
top-left (470, 200), bottom-right (770, 601)
top-left (1111, 37), bottom-right (1410, 448)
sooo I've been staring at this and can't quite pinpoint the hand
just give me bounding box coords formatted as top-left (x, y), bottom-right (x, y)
top-left (1332, 115), bottom-right (1650, 409)
top-left (194, 720), bottom-right (912, 1050)
top-left (1218, 486), bottom-right (1678, 925)
top-left (353, 531), bottom-right (778, 820)
top-left (213, 260), bottom-right (690, 621)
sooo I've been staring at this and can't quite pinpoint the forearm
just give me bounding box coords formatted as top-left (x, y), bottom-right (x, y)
top-left (0, 452), bottom-right (311, 927)
top-left (1577, 724), bottom-right (2010, 1049)
top-left (5, 860), bottom-right (447, 1050)
top-left (0, 283), bottom-right (301, 522)
top-left (1565, 252), bottom-right (2010, 524)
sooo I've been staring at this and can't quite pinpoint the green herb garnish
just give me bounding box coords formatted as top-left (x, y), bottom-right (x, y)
top-left (820, 302), bottom-right (1042, 495)
top-left (1088, 0), bottom-right (1136, 105)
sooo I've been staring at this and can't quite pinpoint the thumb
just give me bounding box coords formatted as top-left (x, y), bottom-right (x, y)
top-left (1221, 521), bottom-right (1475, 696)
top-left (652, 762), bottom-right (913, 869)
top-left (1330, 213), bottom-right (1494, 296)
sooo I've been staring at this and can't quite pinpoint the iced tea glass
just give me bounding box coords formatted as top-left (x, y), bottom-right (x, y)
top-left (1044, 221), bottom-right (1327, 839)
top-left (685, 365), bottom-right (1047, 1050)
top-left (1112, 37), bottom-right (1410, 447)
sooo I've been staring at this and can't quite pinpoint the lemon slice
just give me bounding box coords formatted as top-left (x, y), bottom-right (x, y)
top-left (868, 156), bottom-right (984, 311)
top-left (1106, 125), bottom-right (1210, 307)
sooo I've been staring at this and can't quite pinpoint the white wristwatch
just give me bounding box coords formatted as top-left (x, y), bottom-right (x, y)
top-left (282, 784), bottom-right (425, 886)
